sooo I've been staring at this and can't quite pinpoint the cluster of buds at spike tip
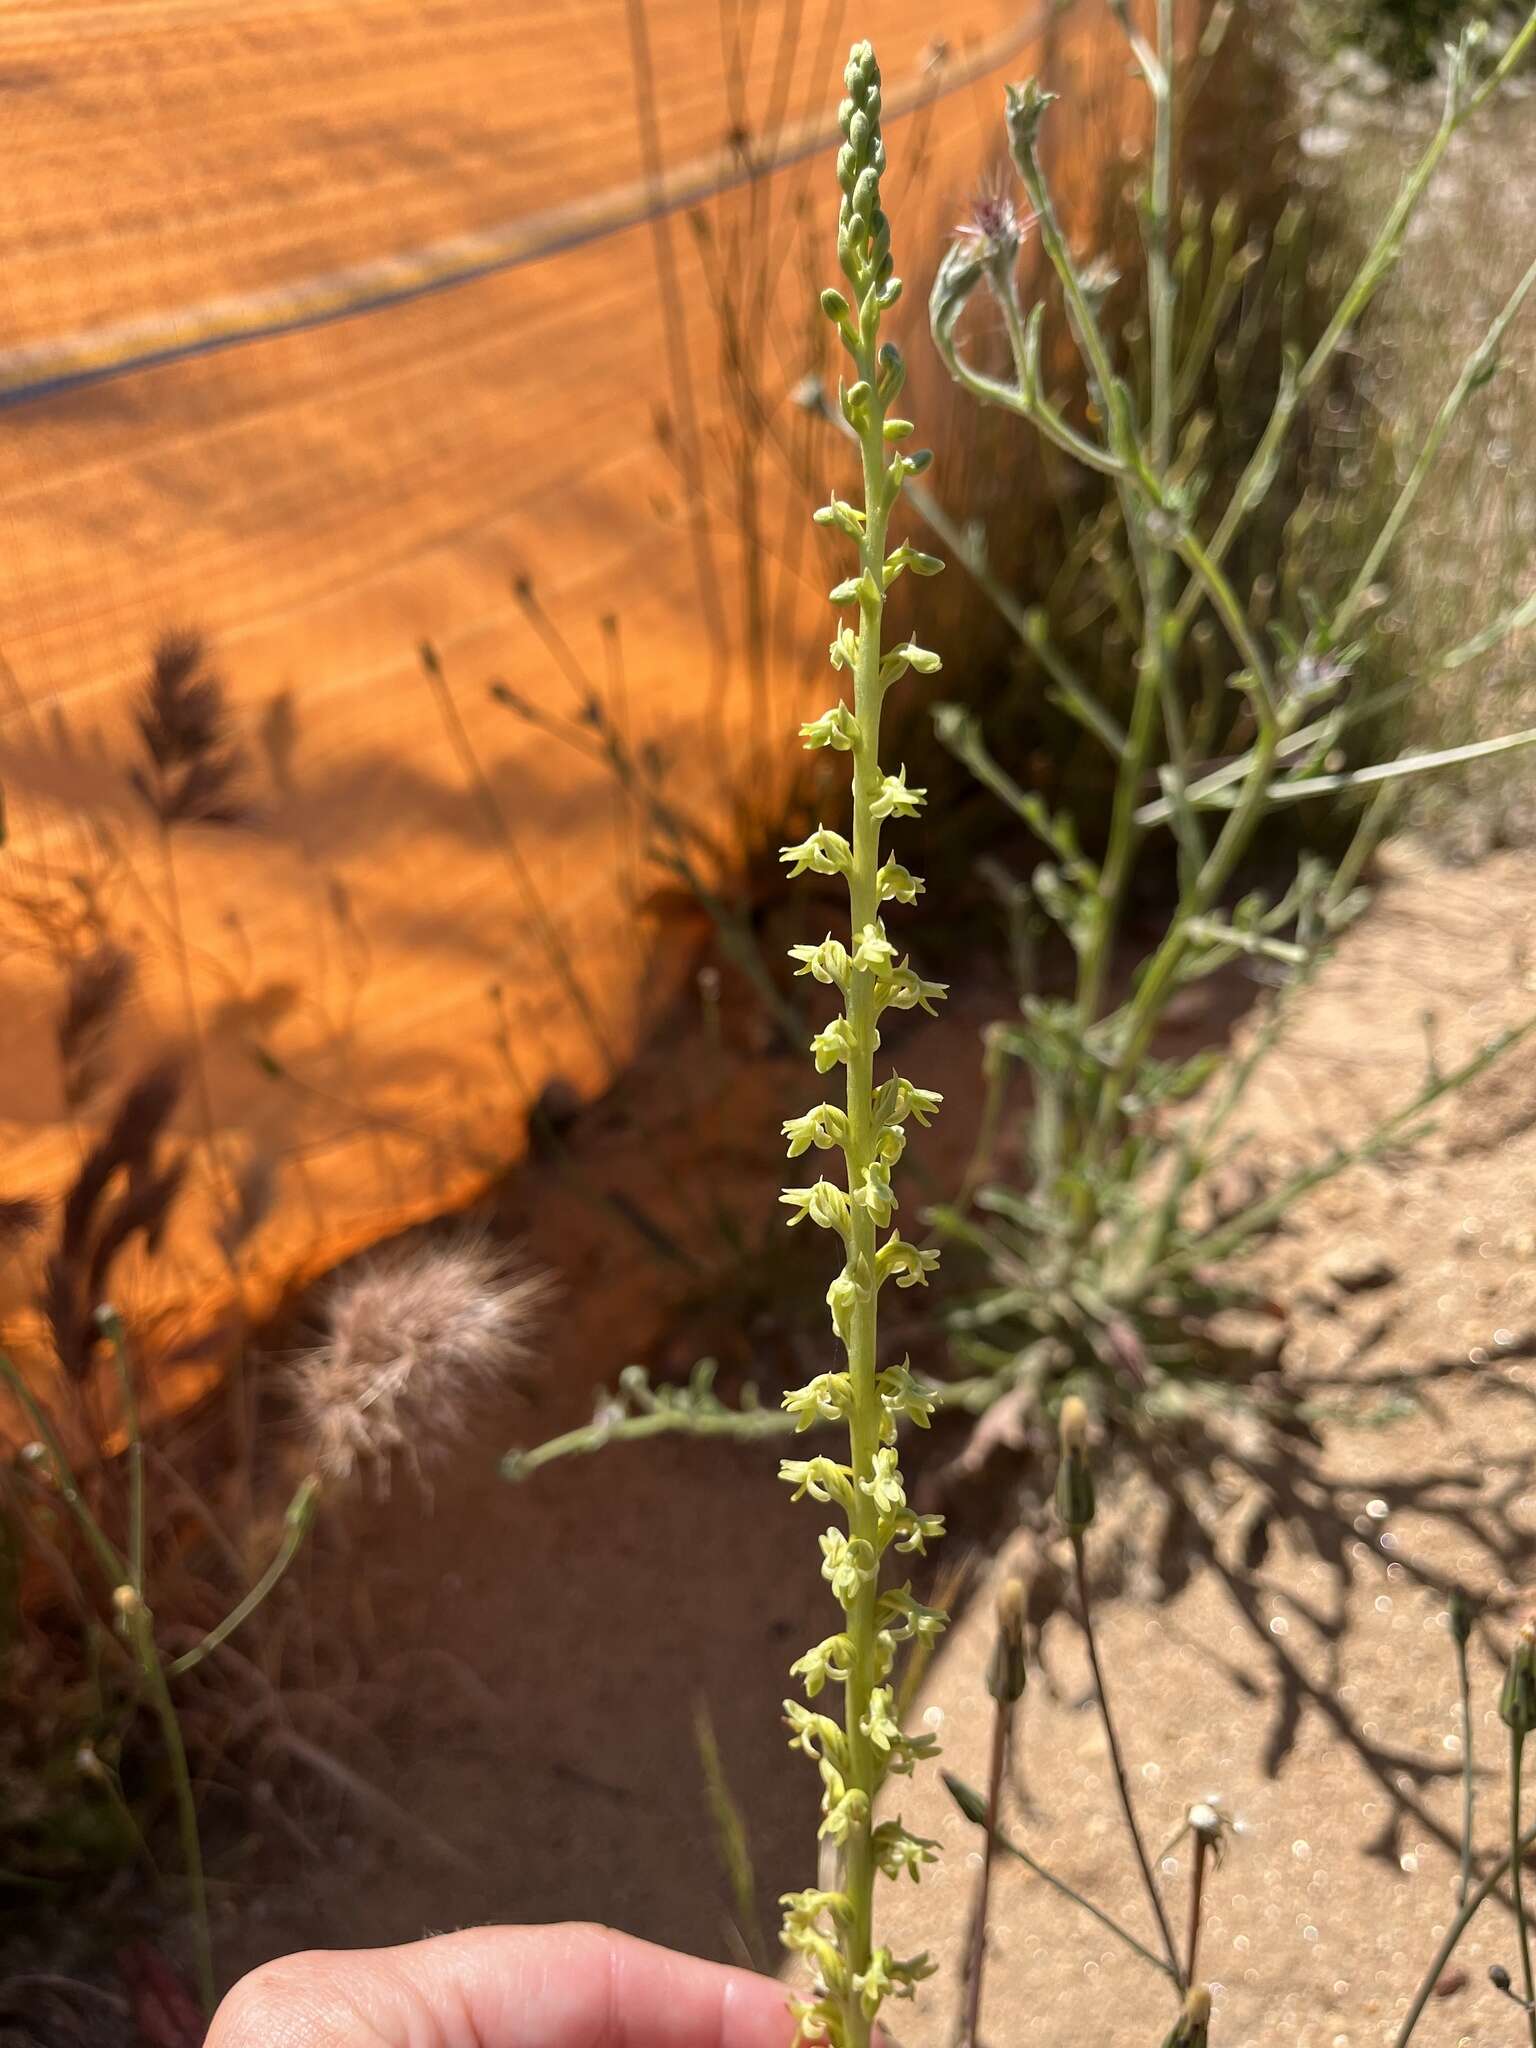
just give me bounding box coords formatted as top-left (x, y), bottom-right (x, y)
top-left (1501, 1615), bottom-right (1536, 1736)
top-left (1054, 1395), bottom-right (1096, 1539)
top-left (1162, 1986), bottom-right (1212, 2047)
top-left (776, 40), bottom-right (947, 2048)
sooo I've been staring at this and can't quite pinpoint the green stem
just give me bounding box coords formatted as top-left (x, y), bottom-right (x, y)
top-left (1334, 255), bottom-right (1536, 643)
top-left (1397, 1815), bottom-right (1536, 2045)
top-left (1176, 10), bottom-right (1536, 637)
top-left (1166, 1012), bottom-right (1536, 1273)
top-left (0, 1352), bottom-right (126, 1593)
top-left (167, 1476), bottom-right (319, 1678)
top-left (959, 1692), bottom-right (1009, 2048)
top-left (1092, 716), bottom-right (1282, 1142)
top-left (835, 320), bottom-right (897, 2048)
top-left (502, 1370), bottom-right (999, 1480)
top-left (1516, 1729), bottom-right (1536, 2048)
top-left (1457, 1631), bottom-right (1475, 1910)
top-left (124, 1598), bottom-right (215, 2016)
top-left (102, 1313), bottom-right (144, 1595)
top-left (1072, 1539), bottom-right (1183, 1986)
top-left (944, 1772), bottom-right (1177, 1982)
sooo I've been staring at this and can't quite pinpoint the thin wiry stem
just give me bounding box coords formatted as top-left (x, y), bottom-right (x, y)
top-left (944, 1772), bottom-right (1177, 1983)
top-left (1515, 1728), bottom-right (1536, 2048)
top-left (502, 1370), bottom-right (998, 1481)
top-left (166, 1477), bottom-right (318, 1678)
top-left (958, 1691), bottom-right (1009, 2048)
top-left (1185, 1829), bottom-right (1209, 1986)
top-left (1071, 1537), bottom-right (1182, 1986)
top-left (0, 1353), bottom-right (125, 1592)
top-left (101, 1313), bottom-right (144, 1596)
top-left (122, 1596), bottom-right (214, 2015)
top-left (1456, 1625), bottom-right (1475, 1910)
top-left (1397, 1812), bottom-right (1536, 2044)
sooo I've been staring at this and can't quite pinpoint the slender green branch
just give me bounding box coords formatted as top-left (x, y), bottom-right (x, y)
top-left (1450, 1595), bottom-right (1475, 1910)
top-left (1072, 1535), bottom-right (1183, 1986)
top-left (1334, 255), bottom-right (1536, 641)
top-left (100, 1310), bottom-right (144, 1596)
top-left (1172, 1013), bottom-right (1536, 1273)
top-left (167, 1477), bottom-right (319, 1678)
top-left (944, 1772), bottom-right (1177, 1983)
top-left (1516, 1724), bottom-right (1536, 2048)
top-left (502, 1368), bottom-right (1003, 1482)
top-left (1172, 526), bottom-right (1277, 722)
top-left (120, 1591), bottom-right (214, 2016)
top-left (0, 1352), bottom-right (126, 1593)
top-left (958, 1582), bottom-right (1023, 2048)
top-left (1176, 12), bottom-right (1536, 634)
top-left (1441, 585), bottom-right (1536, 670)
top-left (1397, 1814), bottom-right (1536, 2044)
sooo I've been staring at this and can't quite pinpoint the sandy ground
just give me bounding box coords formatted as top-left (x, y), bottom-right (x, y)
top-left (165, 834), bottom-right (1536, 2048)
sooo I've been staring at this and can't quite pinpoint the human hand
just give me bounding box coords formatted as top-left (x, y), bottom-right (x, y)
top-left (207, 1922), bottom-right (795, 2048)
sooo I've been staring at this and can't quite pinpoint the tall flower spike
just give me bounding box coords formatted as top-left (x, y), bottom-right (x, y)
top-left (777, 42), bottom-right (947, 2048)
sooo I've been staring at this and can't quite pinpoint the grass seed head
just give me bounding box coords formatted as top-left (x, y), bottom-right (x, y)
top-left (292, 1235), bottom-right (552, 1483)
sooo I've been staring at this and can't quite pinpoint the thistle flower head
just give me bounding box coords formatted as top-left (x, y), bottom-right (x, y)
top-left (953, 182), bottom-right (1037, 283)
top-left (292, 1235), bottom-right (551, 1483)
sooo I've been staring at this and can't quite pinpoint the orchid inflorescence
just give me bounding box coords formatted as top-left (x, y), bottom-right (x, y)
top-left (774, 41), bottom-right (947, 2048)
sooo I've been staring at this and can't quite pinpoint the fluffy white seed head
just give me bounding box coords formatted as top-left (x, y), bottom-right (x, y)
top-left (291, 1234), bottom-right (551, 1483)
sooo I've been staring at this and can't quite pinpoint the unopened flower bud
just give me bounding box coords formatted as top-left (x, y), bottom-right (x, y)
top-left (987, 1575), bottom-right (1028, 1705)
top-left (1003, 78), bottom-right (1058, 169)
top-left (1055, 1395), bottom-right (1095, 1537)
top-left (1501, 1617), bottom-right (1536, 1737)
top-left (1162, 1985), bottom-right (1211, 2047)
top-left (941, 1770), bottom-right (989, 1827)
top-left (112, 1584), bottom-right (141, 1618)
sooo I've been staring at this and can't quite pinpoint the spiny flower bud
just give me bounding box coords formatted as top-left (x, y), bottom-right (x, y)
top-left (987, 1574), bottom-right (1028, 1705)
top-left (1162, 1986), bottom-right (1211, 2046)
top-left (1055, 1394), bottom-right (1095, 1538)
top-left (1003, 78), bottom-right (1057, 171)
top-left (1500, 1616), bottom-right (1536, 1737)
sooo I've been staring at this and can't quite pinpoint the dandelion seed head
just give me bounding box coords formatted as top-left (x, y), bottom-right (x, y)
top-left (292, 1235), bottom-right (552, 1482)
